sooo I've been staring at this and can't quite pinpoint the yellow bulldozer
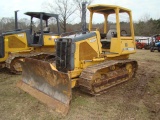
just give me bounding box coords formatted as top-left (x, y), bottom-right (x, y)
top-left (17, 4), bottom-right (138, 115)
top-left (0, 12), bottom-right (60, 74)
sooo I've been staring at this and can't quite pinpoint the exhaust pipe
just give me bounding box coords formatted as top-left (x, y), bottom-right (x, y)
top-left (81, 2), bottom-right (87, 34)
top-left (15, 10), bottom-right (19, 30)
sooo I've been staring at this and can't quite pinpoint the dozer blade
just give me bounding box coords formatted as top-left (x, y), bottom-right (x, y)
top-left (17, 58), bottom-right (71, 115)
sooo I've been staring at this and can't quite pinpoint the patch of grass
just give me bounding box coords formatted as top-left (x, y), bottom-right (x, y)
top-left (147, 78), bottom-right (160, 94)
top-left (72, 95), bottom-right (89, 107)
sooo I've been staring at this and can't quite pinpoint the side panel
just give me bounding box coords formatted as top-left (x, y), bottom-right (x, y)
top-left (4, 29), bottom-right (33, 47)
top-left (0, 35), bottom-right (4, 58)
top-left (121, 38), bottom-right (136, 54)
top-left (110, 38), bottom-right (120, 53)
top-left (43, 34), bottom-right (59, 46)
top-left (110, 37), bottom-right (136, 54)
top-left (4, 30), bottom-right (30, 50)
top-left (79, 42), bottom-right (98, 60)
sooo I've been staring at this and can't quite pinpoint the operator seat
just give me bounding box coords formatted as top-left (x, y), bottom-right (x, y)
top-left (101, 29), bottom-right (117, 49)
top-left (106, 29), bottom-right (117, 39)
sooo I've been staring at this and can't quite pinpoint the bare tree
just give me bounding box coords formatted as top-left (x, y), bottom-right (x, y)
top-left (19, 18), bottom-right (30, 29)
top-left (140, 13), bottom-right (151, 22)
top-left (0, 17), bottom-right (31, 34)
top-left (0, 17), bottom-right (14, 32)
top-left (43, 0), bottom-right (77, 33)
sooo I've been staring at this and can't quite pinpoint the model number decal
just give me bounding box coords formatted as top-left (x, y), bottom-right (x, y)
top-left (90, 39), bottom-right (96, 43)
top-left (123, 48), bottom-right (134, 51)
top-left (18, 34), bottom-right (24, 37)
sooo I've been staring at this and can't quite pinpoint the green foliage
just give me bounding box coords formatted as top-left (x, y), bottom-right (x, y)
top-left (134, 18), bottom-right (160, 36)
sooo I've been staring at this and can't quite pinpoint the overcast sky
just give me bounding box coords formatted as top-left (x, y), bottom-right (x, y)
top-left (0, 0), bottom-right (159, 22)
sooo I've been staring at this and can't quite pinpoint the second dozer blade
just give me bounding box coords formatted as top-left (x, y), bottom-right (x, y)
top-left (17, 58), bottom-right (71, 115)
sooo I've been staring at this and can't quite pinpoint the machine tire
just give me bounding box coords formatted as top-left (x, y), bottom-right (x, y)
top-left (144, 45), bottom-right (150, 50)
top-left (136, 44), bottom-right (142, 49)
top-left (150, 47), bottom-right (154, 52)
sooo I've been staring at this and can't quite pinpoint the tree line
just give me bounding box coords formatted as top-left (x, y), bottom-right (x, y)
top-left (134, 18), bottom-right (160, 36)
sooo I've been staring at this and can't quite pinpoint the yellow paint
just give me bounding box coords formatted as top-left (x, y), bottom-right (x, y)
top-left (71, 78), bottom-right (78, 88)
top-left (43, 35), bottom-right (59, 46)
top-left (104, 14), bottom-right (108, 33)
top-left (92, 58), bottom-right (105, 61)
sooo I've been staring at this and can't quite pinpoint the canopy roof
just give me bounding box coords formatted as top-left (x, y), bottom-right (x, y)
top-left (87, 4), bottom-right (131, 14)
top-left (25, 12), bottom-right (58, 20)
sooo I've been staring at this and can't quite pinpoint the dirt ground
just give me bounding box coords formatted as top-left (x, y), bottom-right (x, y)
top-left (0, 49), bottom-right (160, 120)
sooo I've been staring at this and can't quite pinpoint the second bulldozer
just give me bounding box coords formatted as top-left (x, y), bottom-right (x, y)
top-left (17, 4), bottom-right (138, 115)
top-left (0, 12), bottom-right (60, 74)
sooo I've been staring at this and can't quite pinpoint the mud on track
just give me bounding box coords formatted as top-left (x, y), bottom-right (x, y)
top-left (0, 49), bottom-right (160, 120)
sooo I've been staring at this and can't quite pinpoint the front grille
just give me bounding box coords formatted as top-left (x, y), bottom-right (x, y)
top-left (56, 38), bottom-right (75, 72)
